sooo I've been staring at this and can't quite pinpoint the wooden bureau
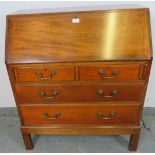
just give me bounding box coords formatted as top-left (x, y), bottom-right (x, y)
top-left (5, 5), bottom-right (153, 151)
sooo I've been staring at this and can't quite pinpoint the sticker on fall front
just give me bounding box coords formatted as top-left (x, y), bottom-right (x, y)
top-left (72, 17), bottom-right (80, 23)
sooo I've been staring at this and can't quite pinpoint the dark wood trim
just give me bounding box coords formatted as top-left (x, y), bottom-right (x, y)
top-left (21, 133), bottom-right (33, 150)
top-left (129, 128), bottom-right (141, 151)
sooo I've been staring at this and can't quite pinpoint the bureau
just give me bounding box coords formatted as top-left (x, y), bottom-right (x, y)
top-left (5, 5), bottom-right (153, 151)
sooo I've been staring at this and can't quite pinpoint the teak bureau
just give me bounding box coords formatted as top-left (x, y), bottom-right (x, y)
top-left (5, 5), bottom-right (153, 151)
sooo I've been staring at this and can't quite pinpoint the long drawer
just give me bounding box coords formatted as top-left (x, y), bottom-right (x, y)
top-left (15, 83), bottom-right (144, 102)
top-left (20, 103), bottom-right (140, 125)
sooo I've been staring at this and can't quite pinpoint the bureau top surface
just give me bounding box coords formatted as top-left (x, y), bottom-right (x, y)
top-left (5, 6), bottom-right (152, 64)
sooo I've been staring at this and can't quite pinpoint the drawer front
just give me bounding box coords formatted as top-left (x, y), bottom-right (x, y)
top-left (14, 65), bottom-right (75, 82)
top-left (79, 64), bottom-right (146, 81)
top-left (20, 103), bottom-right (140, 125)
top-left (15, 83), bottom-right (143, 102)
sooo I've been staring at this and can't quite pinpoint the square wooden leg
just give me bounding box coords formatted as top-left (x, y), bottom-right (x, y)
top-left (22, 133), bottom-right (33, 150)
top-left (128, 129), bottom-right (141, 151)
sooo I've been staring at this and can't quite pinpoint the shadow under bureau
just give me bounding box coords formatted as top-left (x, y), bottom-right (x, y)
top-left (5, 5), bottom-right (153, 151)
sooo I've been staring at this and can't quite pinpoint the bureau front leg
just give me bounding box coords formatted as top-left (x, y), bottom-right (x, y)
top-left (22, 133), bottom-right (33, 150)
top-left (129, 128), bottom-right (141, 151)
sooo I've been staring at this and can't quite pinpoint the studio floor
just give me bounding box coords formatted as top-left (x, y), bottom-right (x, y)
top-left (0, 107), bottom-right (155, 153)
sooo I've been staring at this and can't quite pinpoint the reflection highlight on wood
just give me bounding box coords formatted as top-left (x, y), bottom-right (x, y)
top-left (6, 5), bottom-right (152, 151)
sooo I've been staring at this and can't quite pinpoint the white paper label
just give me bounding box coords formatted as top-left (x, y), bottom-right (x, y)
top-left (72, 18), bottom-right (80, 23)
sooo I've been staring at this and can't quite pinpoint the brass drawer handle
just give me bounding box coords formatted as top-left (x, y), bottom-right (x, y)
top-left (97, 112), bottom-right (116, 120)
top-left (98, 69), bottom-right (119, 79)
top-left (43, 112), bottom-right (61, 120)
top-left (97, 89), bottom-right (117, 98)
top-left (40, 90), bottom-right (59, 99)
top-left (35, 70), bottom-right (56, 80)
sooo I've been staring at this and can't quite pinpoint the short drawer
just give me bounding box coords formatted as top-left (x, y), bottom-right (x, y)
top-left (20, 103), bottom-right (140, 125)
top-left (15, 83), bottom-right (144, 102)
top-left (79, 63), bottom-right (147, 81)
top-left (13, 65), bottom-right (75, 82)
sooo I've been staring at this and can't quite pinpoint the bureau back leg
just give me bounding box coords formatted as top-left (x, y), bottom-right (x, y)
top-left (22, 133), bottom-right (33, 150)
top-left (128, 128), bottom-right (141, 151)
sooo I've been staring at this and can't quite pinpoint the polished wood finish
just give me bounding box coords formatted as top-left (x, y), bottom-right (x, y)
top-left (20, 103), bottom-right (140, 125)
top-left (10, 61), bottom-right (149, 82)
top-left (21, 133), bottom-right (33, 150)
top-left (14, 65), bottom-right (75, 82)
top-left (5, 6), bottom-right (152, 151)
top-left (129, 129), bottom-right (141, 151)
top-left (15, 83), bottom-right (144, 102)
top-left (5, 8), bottom-right (152, 64)
top-left (79, 63), bottom-right (147, 81)
top-left (21, 125), bottom-right (141, 134)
